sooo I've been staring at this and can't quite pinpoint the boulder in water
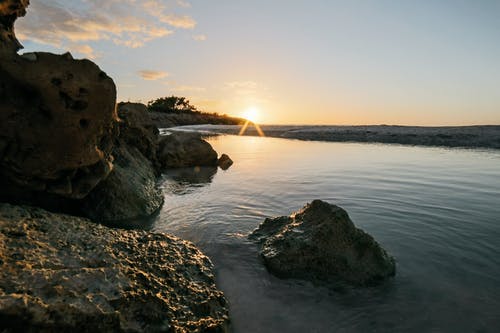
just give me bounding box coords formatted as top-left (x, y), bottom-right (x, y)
top-left (158, 132), bottom-right (218, 168)
top-left (250, 200), bottom-right (396, 286)
top-left (78, 142), bottom-right (164, 228)
top-left (218, 153), bottom-right (233, 170)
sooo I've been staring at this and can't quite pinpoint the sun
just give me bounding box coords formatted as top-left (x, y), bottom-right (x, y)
top-left (242, 107), bottom-right (260, 123)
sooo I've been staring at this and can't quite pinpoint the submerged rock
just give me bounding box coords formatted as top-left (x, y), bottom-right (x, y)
top-left (158, 132), bottom-right (218, 168)
top-left (0, 204), bottom-right (229, 332)
top-left (250, 200), bottom-right (396, 286)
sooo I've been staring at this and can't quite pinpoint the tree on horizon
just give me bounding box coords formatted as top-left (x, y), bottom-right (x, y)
top-left (147, 96), bottom-right (199, 114)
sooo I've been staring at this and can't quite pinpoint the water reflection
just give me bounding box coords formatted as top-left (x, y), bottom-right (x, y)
top-left (160, 166), bottom-right (217, 195)
top-left (156, 135), bottom-right (500, 333)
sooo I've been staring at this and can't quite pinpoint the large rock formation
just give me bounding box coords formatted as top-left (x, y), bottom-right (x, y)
top-left (79, 142), bottom-right (164, 227)
top-left (250, 200), bottom-right (396, 286)
top-left (0, 1), bottom-right (117, 200)
top-left (117, 102), bottom-right (160, 172)
top-left (0, 204), bottom-right (229, 332)
top-left (158, 132), bottom-right (218, 168)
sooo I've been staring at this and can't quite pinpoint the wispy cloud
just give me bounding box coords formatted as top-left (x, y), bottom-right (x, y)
top-left (69, 44), bottom-right (98, 59)
top-left (193, 34), bottom-right (207, 41)
top-left (16, 0), bottom-right (196, 51)
top-left (138, 70), bottom-right (169, 80)
top-left (160, 15), bottom-right (196, 29)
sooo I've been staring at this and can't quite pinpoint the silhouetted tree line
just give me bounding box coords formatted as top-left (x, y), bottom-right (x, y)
top-left (147, 96), bottom-right (199, 114)
top-left (147, 96), bottom-right (245, 125)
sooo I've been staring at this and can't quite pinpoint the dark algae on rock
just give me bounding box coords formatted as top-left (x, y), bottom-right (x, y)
top-left (250, 200), bottom-right (396, 287)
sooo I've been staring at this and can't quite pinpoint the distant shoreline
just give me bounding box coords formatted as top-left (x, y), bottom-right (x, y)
top-left (169, 124), bottom-right (500, 150)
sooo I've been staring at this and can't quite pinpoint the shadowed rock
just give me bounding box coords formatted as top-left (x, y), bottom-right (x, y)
top-left (79, 142), bottom-right (164, 228)
top-left (217, 153), bottom-right (233, 170)
top-left (0, 0), bottom-right (29, 54)
top-left (0, 2), bottom-right (118, 199)
top-left (158, 132), bottom-right (218, 168)
top-left (117, 102), bottom-right (160, 172)
top-left (250, 200), bottom-right (396, 286)
top-left (0, 204), bottom-right (229, 332)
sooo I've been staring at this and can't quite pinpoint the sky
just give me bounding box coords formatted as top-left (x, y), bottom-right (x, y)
top-left (15, 0), bottom-right (500, 125)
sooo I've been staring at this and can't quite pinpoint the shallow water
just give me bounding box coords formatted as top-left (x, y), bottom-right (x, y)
top-left (154, 135), bottom-right (500, 333)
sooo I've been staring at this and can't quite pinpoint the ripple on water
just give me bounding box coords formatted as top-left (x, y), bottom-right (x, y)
top-left (155, 135), bottom-right (500, 333)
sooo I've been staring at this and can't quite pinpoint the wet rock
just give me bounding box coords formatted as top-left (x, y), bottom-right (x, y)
top-left (0, 203), bottom-right (229, 332)
top-left (0, 2), bottom-right (118, 199)
top-left (217, 154), bottom-right (233, 170)
top-left (79, 142), bottom-right (164, 228)
top-left (250, 200), bottom-right (396, 286)
top-left (158, 132), bottom-right (218, 168)
top-left (76, 104), bottom-right (164, 226)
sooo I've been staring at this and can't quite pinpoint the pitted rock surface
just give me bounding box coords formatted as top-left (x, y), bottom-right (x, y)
top-left (250, 200), bottom-right (396, 286)
top-left (0, 1), bottom-right (118, 199)
top-left (0, 204), bottom-right (229, 332)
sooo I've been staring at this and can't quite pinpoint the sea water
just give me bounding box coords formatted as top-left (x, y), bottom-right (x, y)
top-left (154, 134), bottom-right (500, 333)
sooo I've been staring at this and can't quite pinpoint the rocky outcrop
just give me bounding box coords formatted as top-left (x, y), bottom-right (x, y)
top-left (217, 154), bottom-right (233, 170)
top-left (0, 0), bottom-right (29, 54)
top-left (117, 102), bottom-right (160, 172)
top-left (158, 132), bottom-right (218, 168)
top-left (79, 142), bottom-right (164, 227)
top-left (74, 103), bottom-right (164, 227)
top-left (250, 200), bottom-right (396, 286)
top-left (0, 4), bottom-right (225, 228)
top-left (0, 2), bottom-right (118, 200)
top-left (0, 204), bottom-right (229, 332)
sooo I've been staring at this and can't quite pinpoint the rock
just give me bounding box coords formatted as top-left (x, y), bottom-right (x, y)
top-left (0, 203), bottom-right (229, 332)
top-left (158, 132), bottom-right (218, 168)
top-left (0, 3), bottom-right (118, 199)
top-left (76, 103), bottom-right (165, 227)
top-left (249, 200), bottom-right (396, 286)
top-left (0, 52), bottom-right (117, 199)
top-left (0, 0), bottom-right (29, 54)
top-left (217, 154), bottom-right (233, 170)
top-left (117, 102), bottom-right (160, 172)
top-left (79, 142), bottom-right (164, 228)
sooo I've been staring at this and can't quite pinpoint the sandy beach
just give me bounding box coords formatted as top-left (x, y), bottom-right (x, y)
top-left (172, 124), bottom-right (500, 149)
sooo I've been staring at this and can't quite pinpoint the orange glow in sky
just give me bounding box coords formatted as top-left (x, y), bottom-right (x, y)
top-left (16, 1), bottom-right (500, 126)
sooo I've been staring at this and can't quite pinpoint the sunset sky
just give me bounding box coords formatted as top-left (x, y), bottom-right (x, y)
top-left (16, 0), bottom-right (500, 125)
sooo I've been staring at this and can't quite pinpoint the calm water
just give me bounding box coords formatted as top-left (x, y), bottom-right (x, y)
top-left (154, 134), bottom-right (500, 333)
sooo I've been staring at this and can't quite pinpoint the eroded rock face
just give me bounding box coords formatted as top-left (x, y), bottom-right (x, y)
top-left (158, 132), bottom-right (218, 168)
top-left (0, 52), bottom-right (117, 199)
top-left (250, 200), bottom-right (396, 286)
top-left (0, 2), bottom-right (118, 199)
top-left (0, 0), bottom-right (29, 53)
top-left (0, 204), bottom-right (229, 332)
